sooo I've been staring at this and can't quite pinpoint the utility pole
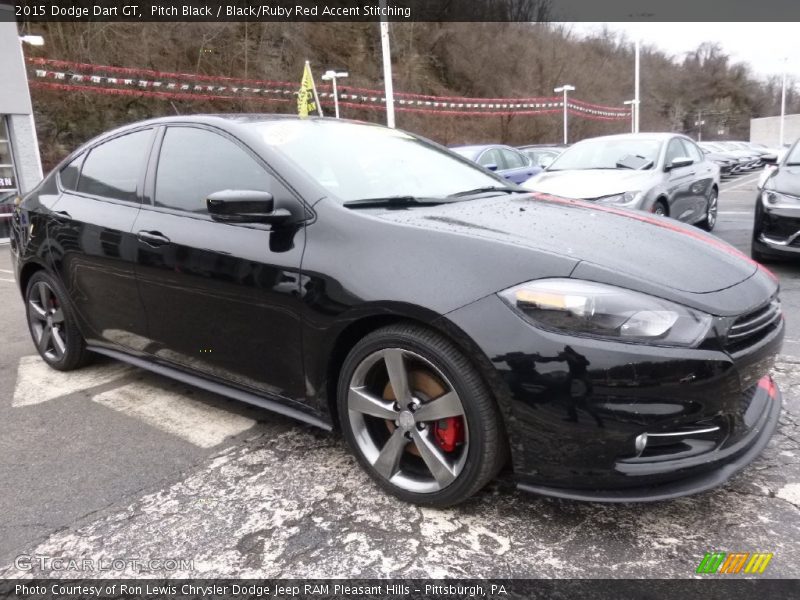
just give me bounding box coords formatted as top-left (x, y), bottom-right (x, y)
top-left (554, 84), bottom-right (575, 144)
top-left (695, 110), bottom-right (705, 142)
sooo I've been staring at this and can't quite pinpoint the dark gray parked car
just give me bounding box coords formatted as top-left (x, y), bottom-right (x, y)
top-left (523, 133), bottom-right (721, 230)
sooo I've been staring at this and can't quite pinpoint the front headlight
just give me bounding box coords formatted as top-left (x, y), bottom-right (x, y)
top-left (498, 279), bottom-right (712, 347)
top-left (596, 191), bottom-right (642, 205)
top-left (762, 189), bottom-right (800, 209)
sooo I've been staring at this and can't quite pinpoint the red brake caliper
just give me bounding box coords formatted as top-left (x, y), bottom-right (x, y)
top-left (433, 417), bottom-right (464, 452)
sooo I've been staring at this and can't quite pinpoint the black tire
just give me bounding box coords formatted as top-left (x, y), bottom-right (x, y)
top-left (751, 201), bottom-right (773, 263)
top-left (698, 188), bottom-right (718, 231)
top-left (25, 271), bottom-right (90, 371)
top-left (337, 323), bottom-right (507, 507)
top-left (751, 245), bottom-right (772, 263)
top-left (652, 200), bottom-right (668, 217)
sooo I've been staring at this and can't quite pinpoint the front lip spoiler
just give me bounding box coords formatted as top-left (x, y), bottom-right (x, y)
top-left (517, 385), bottom-right (782, 503)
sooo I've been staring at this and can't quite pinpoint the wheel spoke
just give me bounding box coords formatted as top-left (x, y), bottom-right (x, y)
top-left (28, 300), bottom-right (47, 321)
top-left (383, 349), bottom-right (412, 405)
top-left (413, 390), bottom-right (464, 422)
top-left (348, 386), bottom-right (398, 419)
top-left (38, 325), bottom-right (52, 354)
top-left (51, 328), bottom-right (67, 356)
top-left (51, 308), bottom-right (64, 324)
top-left (37, 283), bottom-right (50, 311)
top-left (372, 428), bottom-right (409, 480)
top-left (411, 429), bottom-right (457, 488)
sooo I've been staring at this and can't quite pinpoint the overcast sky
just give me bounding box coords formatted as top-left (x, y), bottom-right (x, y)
top-left (569, 23), bottom-right (799, 80)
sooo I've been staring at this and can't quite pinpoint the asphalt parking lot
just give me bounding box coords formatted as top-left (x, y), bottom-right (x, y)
top-left (1, 172), bottom-right (799, 579)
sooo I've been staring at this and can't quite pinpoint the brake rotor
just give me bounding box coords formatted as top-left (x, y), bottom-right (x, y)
top-left (383, 369), bottom-right (446, 457)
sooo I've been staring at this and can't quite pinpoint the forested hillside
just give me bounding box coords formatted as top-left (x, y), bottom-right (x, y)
top-left (16, 21), bottom-right (800, 169)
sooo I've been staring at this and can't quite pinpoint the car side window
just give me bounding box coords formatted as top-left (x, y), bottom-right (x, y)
top-left (500, 148), bottom-right (526, 169)
top-left (76, 129), bottom-right (153, 202)
top-left (155, 127), bottom-right (276, 213)
top-left (664, 139), bottom-right (687, 166)
top-left (59, 155), bottom-right (83, 191)
top-left (681, 140), bottom-right (704, 163)
top-left (478, 148), bottom-right (505, 169)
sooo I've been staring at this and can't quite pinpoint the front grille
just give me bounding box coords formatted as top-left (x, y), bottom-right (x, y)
top-left (725, 299), bottom-right (781, 353)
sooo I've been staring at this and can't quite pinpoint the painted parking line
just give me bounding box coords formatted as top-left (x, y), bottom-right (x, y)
top-left (0, 269), bottom-right (12, 273)
top-left (92, 380), bottom-right (256, 448)
top-left (12, 355), bottom-right (133, 407)
top-left (0, 278), bottom-right (14, 283)
top-left (721, 174), bottom-right (762, 191)
top-left (718, 211), bottom-right (753, 216)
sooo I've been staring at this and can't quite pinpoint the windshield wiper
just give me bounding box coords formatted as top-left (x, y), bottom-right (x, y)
top-left (342, 195), bottom-right (447, 208)
top-left (449, 186), bottom-right (520, 197)
top-left (785, 162), bottom-right (800, 166)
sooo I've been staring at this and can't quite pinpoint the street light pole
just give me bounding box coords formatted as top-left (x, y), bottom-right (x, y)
top-left (321, 70), bottom-right (348, 119)
top-left (379, 0), bottom-right (395, 128)
top-left (780, 57), bottom-right (787, 147)
top-left (634, 39), bottom-right (641, 133)
top-left (623, 100), bottom-right (638, 133)
top-left (554, 84), bottom-right (575, 144)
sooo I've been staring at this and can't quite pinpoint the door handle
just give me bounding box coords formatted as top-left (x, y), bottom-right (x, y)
top-left (52, 210), bottom-right (71, 221)
top-left (137, 230), bottom-right (171, 247)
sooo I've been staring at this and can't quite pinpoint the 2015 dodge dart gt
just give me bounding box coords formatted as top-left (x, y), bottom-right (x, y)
top-left (10, 116), bottom-right (783, 506)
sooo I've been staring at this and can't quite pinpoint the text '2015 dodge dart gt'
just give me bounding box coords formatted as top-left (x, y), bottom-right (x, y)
top-left (10, 116), bottom-right (783, 507)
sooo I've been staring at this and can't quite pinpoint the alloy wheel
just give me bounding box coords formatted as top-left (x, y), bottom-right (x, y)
top-left (28, 281), bottom-right (68, 362)
top-left (347, 348), bottom-right (469, 493)
top-left (707, 191), bottom-right (718, 228)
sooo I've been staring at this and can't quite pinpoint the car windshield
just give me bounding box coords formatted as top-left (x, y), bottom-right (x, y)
top-left (547, 138), bottom-right (661, 171)
top-left (785, 143), bottom-right (800, 165)
top-left (252, 120), bottom-right (507, 202)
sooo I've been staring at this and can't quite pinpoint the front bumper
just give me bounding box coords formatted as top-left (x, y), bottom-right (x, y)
top-left (444, 292), bottom-right (783, 501)
top-left (753, 198), bottom-right (800, 257)
top-left (518, 378), bottom-right (781, 501)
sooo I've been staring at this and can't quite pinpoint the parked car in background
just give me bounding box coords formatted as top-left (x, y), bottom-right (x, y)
top-left (752, 139), bottom-right (800, 261)
top-left (518, 144), bottom-right (568, 168)
top-left (727, 141), bottom-right (779, 163)
top-left (700, 142), bottom-right (760, 171)
top-left (700, 149), bottom-right (737, 177)
top-left (523, 133), bottom-right (721, 230)
top-left (451, 144), bottom-right (542, 184)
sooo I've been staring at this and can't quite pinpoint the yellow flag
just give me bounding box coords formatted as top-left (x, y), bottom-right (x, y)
top-left (298, 62), bottom-right (317, 117)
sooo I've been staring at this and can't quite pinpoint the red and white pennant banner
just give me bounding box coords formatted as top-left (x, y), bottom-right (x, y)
top-left (27, 58), bottom-right (630, 120)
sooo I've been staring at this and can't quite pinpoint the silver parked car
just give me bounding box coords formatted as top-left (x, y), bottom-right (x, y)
top-left (522, 133), bottom-right (721, 230)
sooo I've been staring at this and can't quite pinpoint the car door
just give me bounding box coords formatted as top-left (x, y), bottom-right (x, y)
top-left (48, 128), bottom-right (153, 350)
top-left (681, 138), bottom-right (716, 222)
top-left (663, 137), bottom-right (696, 222)
top-left (477, 147), bottom-right (506, 174)
top-left (132, 124), bottom-right (307, 402)
top-left (497, 147), bottom-right (539, 184)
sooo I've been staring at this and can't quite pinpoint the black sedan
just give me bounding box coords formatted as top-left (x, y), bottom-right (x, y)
top-left (10, 116), bottom-right (783, 506)
top-left (752, 139), bottom-right (800, 261)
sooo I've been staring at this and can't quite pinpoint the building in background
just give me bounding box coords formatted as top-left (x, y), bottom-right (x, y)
top-left (0, 3), bottom-right (43, 242)
top-left (750, 114), bottom-right (800, 148)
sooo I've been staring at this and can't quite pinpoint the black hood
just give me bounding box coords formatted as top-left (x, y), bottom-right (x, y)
top-left (770, 166), bottom-right (800, 196)
top-left (376, 193), bottom-right (757, 295)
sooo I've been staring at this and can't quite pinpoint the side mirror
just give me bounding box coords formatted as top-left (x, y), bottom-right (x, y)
top-left (761, 154), bottom-right (778, 165)
top-left (206, 190), bottom-right (293, 224)
top-left (539, 155), bottom-right (555, 168)
top-left (665, 156), bottom-right (693, 171)
top-left (484, 163), bottom-right (499, 172)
